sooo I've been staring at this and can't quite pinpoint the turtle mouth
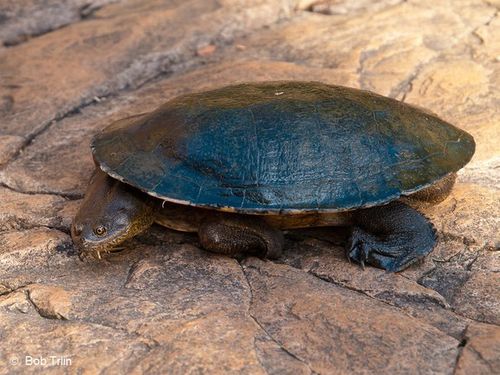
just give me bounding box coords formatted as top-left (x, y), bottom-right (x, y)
top-left (78, 246), bottom-right (126, 261)
top-left (76, 233), bottom-right (131, 260)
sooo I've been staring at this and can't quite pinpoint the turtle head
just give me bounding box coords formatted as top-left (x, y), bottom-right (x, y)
top-left (72, 168), bottom-right (156, 259)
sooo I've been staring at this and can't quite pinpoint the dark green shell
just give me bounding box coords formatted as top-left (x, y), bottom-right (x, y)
top-left (92, 81), bottom-right (475, 213)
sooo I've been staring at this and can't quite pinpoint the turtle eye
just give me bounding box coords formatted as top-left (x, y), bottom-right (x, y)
top-left (93, 225), bottom-right (107, 237)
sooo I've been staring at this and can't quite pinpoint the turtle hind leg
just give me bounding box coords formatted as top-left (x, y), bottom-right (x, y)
top-left (407, 172), bottom-right (456, 205)
top-left (347, 201), bottom-right (436, 272)
top-left (198, 215), bottom-right (284, 259)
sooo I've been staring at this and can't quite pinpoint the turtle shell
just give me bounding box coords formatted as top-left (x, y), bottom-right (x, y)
top-left (92, 81), bottom-right (475, 213)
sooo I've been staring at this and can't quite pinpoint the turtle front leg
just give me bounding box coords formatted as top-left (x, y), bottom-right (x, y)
top-left (198, 215), bottom-right (284, 259)
top-left (347, 202), bottom-right (436, 272)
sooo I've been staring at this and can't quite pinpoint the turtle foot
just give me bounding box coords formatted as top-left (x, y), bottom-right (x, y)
top-left (347, 227), bottom-right (410, 272)
top-left (347, 202), bottom-right (436, 272)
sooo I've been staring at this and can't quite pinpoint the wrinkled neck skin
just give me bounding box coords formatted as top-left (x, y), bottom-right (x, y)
top-left (71, 168), bottom-right (156, 259)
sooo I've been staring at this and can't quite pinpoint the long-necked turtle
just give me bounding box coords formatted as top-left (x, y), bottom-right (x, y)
top-left (71, 81), bottom-right (475, 271)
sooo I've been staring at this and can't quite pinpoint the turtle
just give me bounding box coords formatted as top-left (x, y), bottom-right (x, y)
top-left (71, 81), bottom-right (475, 271)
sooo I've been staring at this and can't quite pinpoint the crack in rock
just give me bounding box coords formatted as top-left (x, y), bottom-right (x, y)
top-left (1, 0), bottom-right (119, 47)
top-left (466, 345), bottom-right (497, 374)
top-left (1, 94), bottom-right (115, 169)
top-left (452, 325), bottom-right (468, 375)
top-left (285, 262), bottom-right (482, 340)
top-left (452, 324), bottom-right (498, 375)
top-left (1, 4), bottom-right (300, 169)
top-left (25, 289), bottom-right (68, 320)
top-left (0, 220), bottom-right (72, 236)
top-left (0, 282), bottom-right (33, 297)
top-left (238, 261), bottom-right (316, 374)
top-left (16, 284), bottom-right (160, 351)
top-left (81, 320), bottom-right (160, 350)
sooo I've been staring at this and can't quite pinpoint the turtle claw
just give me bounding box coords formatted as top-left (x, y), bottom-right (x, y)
top-left (346, 227), bottom-right (403, 272)
top-left (346, 225), bottom-right (433, 272)
top-left (346, 227), bottom-right (373, 270)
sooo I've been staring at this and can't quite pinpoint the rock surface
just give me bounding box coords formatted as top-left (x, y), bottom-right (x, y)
top-left (0, 0), bottom-right (498, 374)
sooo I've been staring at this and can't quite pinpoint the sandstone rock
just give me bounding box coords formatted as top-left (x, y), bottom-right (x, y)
top-left (420, 249), bottom-right (499, 326)
top-left (452, 271), bottom-right (500, 325)
top-left (0, 187), bottom-right (77, 231)
top-left (425, 183), bottom-right (499, 249)
top-left (0, 317), bottom-right (153, 374)
top-left (280, 236), bottom-right (470, 338)
top-left (460, 157), bottom-right (500, 190)
top-left (0, 228), bottom-right (74, 271)
top-left (197, 44), bottom-right (217, 57)
top-left (26, 284), bottom-right (73, 320)
top-left (237, 0), bottom-right (495, 98)
top-left (0, 105), bottom-right (111, 195)
top-left (304, 0), bottom-right (401, 15)
top-left (253, 336), bottom-right (311, 374)
top-left (408, 59), bottom-right (490, 111)
top-left (242, 258), bottom-right (459, 374)
top-left (0, 244), bottom-right (309, 374)
top-left (472, 12), bottom-right (500, 62)
top-left (132, 313), bottom-right (266, 374)
top-left (470, 249), bottom-right (500, 273)
top-left (0, 0), bottom-right (119, 46)
top-left (455, 323), bottom-right (500, 375)
top-left (0, 290), bottom-right (32, 314)
top-left (0, 135), bottom-right (23, 166)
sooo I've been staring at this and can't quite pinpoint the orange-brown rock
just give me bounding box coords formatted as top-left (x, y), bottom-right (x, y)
top-left (26, 284), bottom-right (73, 320)
top-left (243, 258), bottom-right (458, 374)
top-left (455, 323), bottom-right (500, 375)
